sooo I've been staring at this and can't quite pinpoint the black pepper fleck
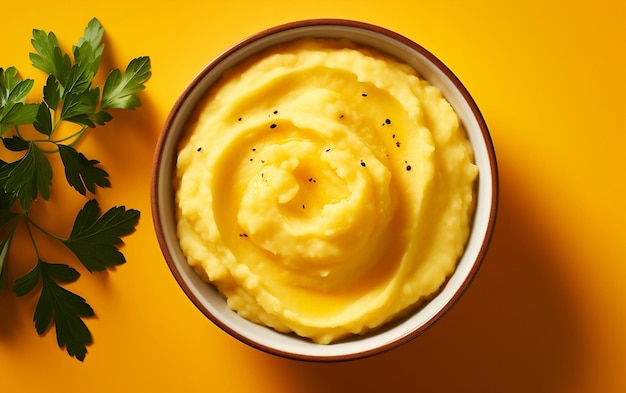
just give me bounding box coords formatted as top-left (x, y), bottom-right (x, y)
top-left (392, 134), bottom-right (396, 139)
top-left (270, 123), bottom-right (277, 129)
top-left (196, 147), bottom-right (202, 152)
top-left (273, 110), bottom-right (278, 114)
top-left (325, 148), bottom-right (331, 152)
top-left (302, 204), bottom-right (306, 209)
top-left (252, 148), bottom-right (256, 151)
top-left (385, 118), bottom-right (391, 125)
top-left (406, 165), bottom-right (412, 171)
top-left (396, 141), bottom-right (401, 148)
top-left (362, 93), bottom-right (368, 97)
top-left (239, 233), bottom-right (248, 238)
top-left (339, 114), bottom-right (344, 119)
top-left (238, 117), bottom-right (242, 121)
top-left (360, 160), bottom-right (366, 167)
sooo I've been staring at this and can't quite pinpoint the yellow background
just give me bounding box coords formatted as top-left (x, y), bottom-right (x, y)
top-left (1, 0), bottom-right (624, 391)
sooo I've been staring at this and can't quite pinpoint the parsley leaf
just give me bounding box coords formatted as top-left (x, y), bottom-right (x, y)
top-left (63, 199), bottom-right (140, 272)
top-left (63, 19), bottom-right (104, 100)
top-left (33, 102), bottom-right (53, 136)
top-left (63, 61), bottom-right (95, 98)
top-left (13, 260), bottom-right (94, 361)
top-left (0, 67), bottom-right (39, 134)
top-left (2, 135), bottom-right (30, 151)
top-left (73, 18), bottom-right (104, 80)
top-left (42, 74), bottom-right (60, 111)
top-left (0, 102), bottom-right (39, 134)
top-left (90, 110), bottom-right (113, 126)
top-left (101, 56), bottom-right (151, 110)
top-left (29, 29), bottom-right (71, 85)
top-left (1, 71), bottom-right (34, 104)
top-left (60, 87), bottom-right (100, 127)
top-left (0, 142), bottom-right (52, 210)
top-left (58, 144), bottom-right (110, 195)
top-left (0, 66), bottom-right (31, 104)
top-left (0, 233), bottom-right (14, 289)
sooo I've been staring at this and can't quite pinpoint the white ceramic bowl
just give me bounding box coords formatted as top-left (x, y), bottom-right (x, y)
top-left (152, 19), bottom-right (498, 361)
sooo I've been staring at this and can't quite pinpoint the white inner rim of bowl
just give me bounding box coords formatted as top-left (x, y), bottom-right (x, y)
top-left (156, 23), bottom-right (495, 359)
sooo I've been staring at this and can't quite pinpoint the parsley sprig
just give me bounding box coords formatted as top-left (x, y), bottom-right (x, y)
top-left (0, 18), bottom-right (150, 361)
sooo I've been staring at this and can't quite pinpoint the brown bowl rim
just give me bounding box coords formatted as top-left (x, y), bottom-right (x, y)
top-left (151, 18), bottom-right (499, 362)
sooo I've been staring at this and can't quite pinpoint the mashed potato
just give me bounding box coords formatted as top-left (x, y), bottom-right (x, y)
top-left (175, 38), bottom-right (478, 344)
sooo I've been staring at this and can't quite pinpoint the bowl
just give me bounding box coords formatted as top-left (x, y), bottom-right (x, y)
top-left (151, 19), bottom-right (498, 361)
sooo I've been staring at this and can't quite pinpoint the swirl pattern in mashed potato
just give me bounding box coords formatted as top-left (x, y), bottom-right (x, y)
top-left (176, 38), bottom-right (478, 344)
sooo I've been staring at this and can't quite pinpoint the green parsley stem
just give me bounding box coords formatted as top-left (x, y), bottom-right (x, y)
top-left (14, 125), bottom-right (24, 140)
top-left (1, 223), bottom-right (18, 250)
top-left (53, 127), bottom-right (88, 146)
top-left (23, 218), bottom-right (42, 260)
top-left (38, 146), bottom-right (59, 154)
top-left (25, 126), bottom-right (89, 153)
top-left (49, 111), bottom-right (60, 137)
top-left (24, 214), bottom-right (65, 242)
top-left (25, 140), bottom-right (59, 153)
